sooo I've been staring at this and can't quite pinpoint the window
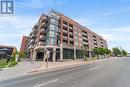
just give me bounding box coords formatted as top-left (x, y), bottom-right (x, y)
top-left (63, 20), bottom-right (67, 25)
top-left (47, 37), bottom-right (57, 45)
top-left (48, 24), bottom-right (58, 31)
top-left (49, 31), bottom-right (55, 37)
top-left (50, 18), bottom-right (58, 25)
top-left (50, 12), bottom-right (60, 19)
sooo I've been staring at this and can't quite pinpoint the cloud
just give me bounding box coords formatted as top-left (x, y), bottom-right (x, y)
top-left (73, 18), bottom-right (95, 27)
top-left (115, 26), bottom-right (130, 32)
top-left (103, 9), bottom-right (113, 15)
top-left (95, 26), bottom-right (130, 52)
top-left (0, 15), bottom-right (38, 50)
top-left (73, 16), bottom-right (130, 52)
top-left (102, 6), bottom-right (130, 16)
top-left (118, 7), bottom-right (130, 12)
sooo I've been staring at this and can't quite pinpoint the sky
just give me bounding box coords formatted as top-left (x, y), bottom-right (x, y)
top-left (0, 0), bottom-right (130, 52)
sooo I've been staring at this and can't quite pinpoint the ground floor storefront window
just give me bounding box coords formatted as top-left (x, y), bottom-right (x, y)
top-left (63, 48), bottom-right (74, 59)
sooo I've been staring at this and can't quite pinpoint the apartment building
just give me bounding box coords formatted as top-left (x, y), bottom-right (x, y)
top-left (22, 9), bottom-right (107, 62)
top-left (20, 36), bottom-right (28, 52)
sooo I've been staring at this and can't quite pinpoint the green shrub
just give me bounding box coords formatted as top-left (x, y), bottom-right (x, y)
top-left (0, 59), bottom-right (6, 68)
top-left (8, 60), bottom-right (18, 67)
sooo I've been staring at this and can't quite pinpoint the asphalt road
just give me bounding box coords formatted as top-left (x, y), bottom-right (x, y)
top-left (0, 57), bottom-right (130, 87)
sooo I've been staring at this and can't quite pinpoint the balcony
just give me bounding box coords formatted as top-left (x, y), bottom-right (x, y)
top-left (94, 44), bottom-right (98, 47)
top-left (50, 14), bottom-right (59, 20)
top-left (83, 41), bottom-right (88, 44)
top-left (30, 39), bottom-right (35, 44)
top-left (68, 26), bottom-right (73, 30)
top-left (41, 22), bottom-right (45, 26)
top-left (39, 35), bottom-right (45, 41)
top-left (69, 38), bottom-right (73, 41)
top-left (63, 23), bottom-right (68, 28)
top-left (63, 30), bottom-right (68, 33)
top-left (63, 26), bottom-right (68, 30)
top-left (39, 41), bottom-right (44, 46)
top-left (93, 38), bottom-right (97, 41)
top-left (32, 28), bottom-right (37, 33)
top-left (101, 45), bottom-right (104, 47)
top-left (29, 31), bottom-right (33, 37)
top-left (93, 35), bottom-right (96, 38)
top-left (41, 16), bottom-right (46, 22)
top-left (63, 36), bottom-right (68, 40)
top-left (63, 43), bottom-right (68, 46)
top-left (31, 34), bottom-right (35, 39)
top-left (28, 45), bottom-right (34, 49)
top-left (83, 37), bottom-right (88, 40)
top-left (69, 32), bottom-right (73, 35)
top-left (40, 29), bottom-right (45, 35)
top-left (93, 41), bottom-right (97, 44)
top-left (83, 34), bottom-right (87, 38)
top-left (63, 20), bottom-right (67, 25)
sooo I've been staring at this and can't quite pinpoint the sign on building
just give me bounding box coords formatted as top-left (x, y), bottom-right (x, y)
top-left (0, 0), bottom-right (14, 15)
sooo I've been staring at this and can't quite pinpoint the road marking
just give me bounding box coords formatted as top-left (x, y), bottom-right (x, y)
top-left (89, 66), bottom-right (101, 71)
top-left (33, 79), bottom-right (59, 87)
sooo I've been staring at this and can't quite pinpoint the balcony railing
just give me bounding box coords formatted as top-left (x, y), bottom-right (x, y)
top-left (39, 35), bottom-right (45, 41)
top-left (83, 41), bottom-right (88, 45)
top-left (28, 45), bottom-right (34, 49)
top-left (69, 32), bottom-right (73, 35)
top-left (63, 30), bottom-right (68, 33)
top-left (63, 24), bottom-right (68, 27)
top-left (63, 43), bottom-right (68, 46)
top-left (40, 29), bottom-right (45, 35)
top-left (93, 41), bottom-right (97, 44)
top-left (82, 32), bottom-right (87, 36)
top-left (30, 39), bottom-right (35, 44)
top-left (63, 36), bottom-right (68, 40)
top-left (41, 22), bottom-right (45, 26)
top-left (39, 41), bottom-right (44, 45)
top-left (68, 26), bottom-right (73, 30)
top-left (83, 37), bottom-right (88, 40)
top-left (69, 38), bottom-right (73, 41)
top-left (31, 34), bottom-right (35, 39)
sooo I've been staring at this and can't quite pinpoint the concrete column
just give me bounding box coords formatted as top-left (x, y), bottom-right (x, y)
top-left (89, 51), bottom-right (92, 60)
top-left (30, 49), bottom-right (33, 60)
top-left (52, 48), bottom-right (56, 62)
top-left (43, 48), bottom-right (46, 62)
top-left (32, 50), bottom-right (37, 61)
top-left (74, 47), bottom-right (76, 60)
top-left (60, 44), bottom-right (63, 61)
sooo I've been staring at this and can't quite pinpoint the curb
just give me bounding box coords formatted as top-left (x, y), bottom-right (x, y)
top-left (27, 59), bottom-right (107, 74)
top-left (0, 58), bottom-right (111, 81)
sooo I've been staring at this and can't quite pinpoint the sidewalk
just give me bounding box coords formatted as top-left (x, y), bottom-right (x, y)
top-left (0, 58), bottom-right (113, 81)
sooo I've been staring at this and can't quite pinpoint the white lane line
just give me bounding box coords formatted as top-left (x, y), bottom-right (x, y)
top-left (33, 79), bottom-right (59, 87)
top-left (89, 66), bottom-right (101, 71)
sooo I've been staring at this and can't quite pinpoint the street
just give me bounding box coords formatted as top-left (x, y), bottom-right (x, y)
top-left (0, 57), bottom-right (130, 87)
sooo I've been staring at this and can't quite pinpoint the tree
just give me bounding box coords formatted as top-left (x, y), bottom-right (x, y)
top-left (121, 50), bottom-right (127, 56)
top-left (93, 48), bottom-right (111, 58)
top-left (104, 48), bottom-right (111, 55)
top-left (81, 46), bottom-right (88, 59)
top-left (112, 47), bottom-right (121, 56)
top-left (93, 48), bottom-right (100, 58)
